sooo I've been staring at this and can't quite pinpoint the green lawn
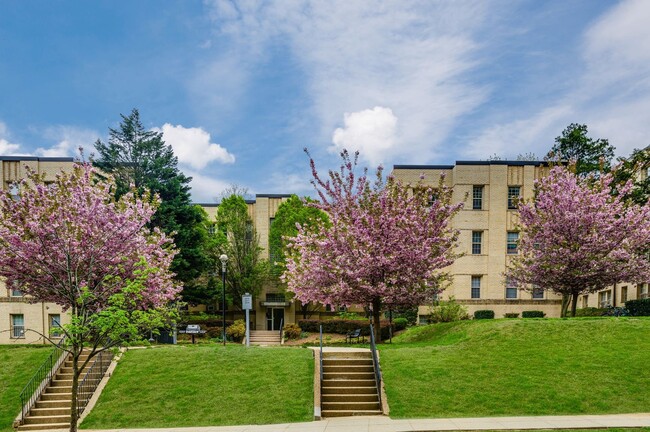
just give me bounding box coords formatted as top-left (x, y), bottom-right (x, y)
top-left (81, 345), bottom-right (314, 429)
top-left (0, 345), bottom-right (53, 432)
top-left (380, 317), bottom-right (650, 419)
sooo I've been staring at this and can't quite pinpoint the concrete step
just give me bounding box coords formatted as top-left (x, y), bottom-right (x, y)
top-left (322, 358), bottom-right (373, 366)
top-left (323, 351), bottom-right (371, 359)
top-left (28, 407), bottom-right (71, 416)
top-left (50, 379), bottom-right (73, 387)
top-left (321, 409), bottom-right (382, 417)
top-left (322, 394), bottom-right (379, 403)
top-left (40, 393), bottom-right (71, 401)
top-left (17, 422), bottom-right (70, 431)
top-left (35, 400), bottom-right (71, 409)
top-left (44, 386), bottom-right (72, 393)
top-left (23, 414), bottom-right (71, 425)
top-left (323, 372), bottom-right (375, 380)
top-left (323, 365), bottom-right (374, 373)
top-left (322, 401), bottom-right (381, 411)
top-left (322, 386), bottom-right (378, 395)
top-left (321, 379), bottom-right (376, 388)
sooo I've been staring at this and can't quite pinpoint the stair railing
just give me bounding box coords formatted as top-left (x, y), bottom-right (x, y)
top-left (18, 337), bottom-right (67, 424)
top-left (319, 324), bottom-right (323, 387)
top-left (368, 324), bottom-right (382, 406)
top-left (76, 349), bottom-right (114, 418)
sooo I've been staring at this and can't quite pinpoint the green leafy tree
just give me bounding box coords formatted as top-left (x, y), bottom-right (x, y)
top-left (547, 123), bottom-right (615, 175)
top-left (614, 146), bottom-right (650, 205)
top-left (269, 195), bottom-right (329, 318)
top-left (93, 109), bottom-right (211, 302)
top-left (215, 193), bottom-right (270, 308)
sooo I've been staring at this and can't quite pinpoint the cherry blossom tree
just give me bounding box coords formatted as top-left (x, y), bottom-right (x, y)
top-left (0, 163), bottom-right (180, 431)
top-left (284, 150), bottom-right (462, 341)
top-left (506, 166), bottom-right (650, 317)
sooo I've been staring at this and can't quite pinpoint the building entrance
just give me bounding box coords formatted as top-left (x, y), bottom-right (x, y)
top-left (266, 308), bottom-right (284, 331)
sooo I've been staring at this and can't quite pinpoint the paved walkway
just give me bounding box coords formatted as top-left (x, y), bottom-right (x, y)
top-left (74, 413), bottom-right (650, 432)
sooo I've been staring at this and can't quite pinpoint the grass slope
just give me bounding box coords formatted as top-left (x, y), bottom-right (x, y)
top-left (380, 318), bottom-right (650, 419)
top-left (0, 345), bottom-right (52, 432)
top-left (81, 345), bottom-right (313, 429)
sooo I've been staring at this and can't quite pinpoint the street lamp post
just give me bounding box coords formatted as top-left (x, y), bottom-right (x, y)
top-left (220, 254), bottom-right (228, 347)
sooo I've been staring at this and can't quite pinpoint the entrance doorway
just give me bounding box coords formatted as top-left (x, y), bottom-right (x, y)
top-left (266, 308), bottom-right (284, 330)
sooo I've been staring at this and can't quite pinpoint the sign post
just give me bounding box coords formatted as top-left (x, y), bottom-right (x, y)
top-left (242, 293), bottom-right (252, 347)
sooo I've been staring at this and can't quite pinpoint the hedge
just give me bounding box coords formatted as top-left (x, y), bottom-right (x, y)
top-left (574, 307), bottom-right (606, 317)
top-left (625, 298), bottom-right (650, 316)
top-left (474, 310), bottom-right (494, 319)
top-left (522, 310), bottom-right (545, 318)
top-left (298, 319), bottom-right (392, 339)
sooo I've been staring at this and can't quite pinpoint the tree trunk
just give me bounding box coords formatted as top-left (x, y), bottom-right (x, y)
top-left (70, 348), bottom-right (79, 432)
top-left (372, 298), bottom-right (381, 343)
top-left (560, 294), bottom-right (570, 317)
top-left (570, 293), bottom-right (579, 317)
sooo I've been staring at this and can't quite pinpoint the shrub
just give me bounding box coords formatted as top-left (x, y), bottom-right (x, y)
top-left (298, 319), bottom-right (391, 339)
top-left (337, 311), bottom-right (366, 320)
top-left (430, 297), bottom-right (470, 323)
top-left (522, 310), bottom-right (545, 318)
top-left (474, 310), bottom-right (495, 320)
top-left (226, 320), bottom-right (246, 342)
top-left (574, 307), bottom-right (606, 317)
top-left (504, 312), bottom-right (519, 318)
top-left (283, 323), bottom-right (302, 339)
top-left (626, 298), bottom-right (650, 316)
top-left (393, 317), bottom-right (408, 331)
top-left (392, 307), bottom-right (418, 326)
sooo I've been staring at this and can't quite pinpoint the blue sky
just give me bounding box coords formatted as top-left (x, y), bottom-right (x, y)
top-left (1, 0), bottom-right (649, 201)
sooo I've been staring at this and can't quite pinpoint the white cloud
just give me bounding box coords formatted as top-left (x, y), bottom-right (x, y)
top-left (155, 123), bottom-right (235, 169)
top-left (36, 126), bottom-right (99, 158)
top-left (203, 0), bottom-right (492, 164)
top-left (0, 122), bottom-right (24, 155)
top-left (186, 170), bottom-right (237, 202)
top-left (331, 107), bottom-right (398, 167)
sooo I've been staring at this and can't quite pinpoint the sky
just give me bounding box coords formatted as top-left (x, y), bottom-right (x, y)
top-left (1, 0), bottom-right (649, 202)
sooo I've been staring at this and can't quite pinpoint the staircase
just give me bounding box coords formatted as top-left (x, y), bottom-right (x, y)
top-left (249, 330), bottom-right (282, 346)
top-left (321, 351), bottom-right (382, 417)
top-left (17, 349), bottom-right (113, 431)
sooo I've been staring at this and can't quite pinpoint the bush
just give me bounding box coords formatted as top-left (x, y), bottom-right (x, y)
top-left (391, 307), bottom-right (418, 326)
top-left (504, 312), bottom-right (519, 318)
top-left (393, 317), bottom-right (408, 331)
top-left (574, 307), bottom-right (606, 317)
top-left (298, 319), bottom-right (391, 340)
top-left (430, 297), bottom-right (470, 323)
top-left (626, 298), bottom-right (650, 316)
top-left (283, 323), bottom-right (302, 339)
top-left (522, 310), bottom-right (545, 318)
top-left (474, 310), bottom-right (495, 320)
top-left (226, 320), bottom-right (246, 342)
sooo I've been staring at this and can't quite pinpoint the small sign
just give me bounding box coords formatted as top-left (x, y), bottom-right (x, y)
top-left (242, 293), bottom-right (252, 310)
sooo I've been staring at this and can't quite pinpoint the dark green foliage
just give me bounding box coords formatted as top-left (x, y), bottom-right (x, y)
top-left (574, 307), bottom-right (607, 317)
top-left (430, 297), bottom-right (470, 323)
top-left (614, 147), bottom-right (650, 205)
top-left (283, 323), bottom-right (302, 339)
top-left (504, 312), bottom-right (519, 318)
top-left (393, 317), bottom-right (409, 331)
top-left (522, 310), bottom-right (546, 318)
top-left (474, 310), bottom-right (495, 319)
top-left (625, 298), bottom-right (650, 316)
top-left (547, 123), bottom-right (615, 175)
top-left (391, 307), bottom-right (418, 325)
top-left (93, 109), bottom-right (211, 301)
top-left (298, 319), bottom-right (391, 339)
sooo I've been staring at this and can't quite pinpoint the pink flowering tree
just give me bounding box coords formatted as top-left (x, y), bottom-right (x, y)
top-left (284, 150), bottom-right (462, 341)
top-left (506, 166), bottom-right (650, 317)
top-left (0, 163), bottom-right (180, 431)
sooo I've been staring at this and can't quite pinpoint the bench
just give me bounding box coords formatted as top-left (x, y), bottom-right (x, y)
top-left (346, 328), bottom-right (365, 344)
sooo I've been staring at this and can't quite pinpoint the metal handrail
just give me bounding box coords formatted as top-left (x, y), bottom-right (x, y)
top-left (278, 319), bottom-right (284, 337)
top-left (368, 324), bottom-right (382, 406)
top-left (19, 337), bottom-right (67, 423)
top-left (319, 325), bottom-right (323, 387)
top-left (77, 349), bottom-right (114, 418)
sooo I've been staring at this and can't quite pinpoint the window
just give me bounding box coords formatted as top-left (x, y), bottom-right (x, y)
top-left (8, 183), bottom-right (20, 201)
top-left (471, 231), bottom-right (482, 255)
top-left (11, 314), bottom-right (24, 338)
top-left (639, 283), bottom-right (649, 299)
top-left (471, 276), bottom-right (481, 299)
top-left (10, 281), bottom-right (22, 297)
top-left (505, 278), bottom-right (518, 299)
top-left (507, 186), bottom-right (520, 209)
top-left (207, 223), bottom-right (216, 236)
top-left (621, 286), bottom-right (628, 303)
top-left (532, 287), bottom-right (544, 299)
top-left (599, 290), bottom-right (612, 308)
top-left (582, 295), bottom-right (589, 308)
top-left (507, 232), bottom-right (519, 254)
top-left (49, 314), bottom-right (62, 337)
top-left (245, 221), bottom-right (253, 242)
top-left (472, 186), bottom-right (483, 210)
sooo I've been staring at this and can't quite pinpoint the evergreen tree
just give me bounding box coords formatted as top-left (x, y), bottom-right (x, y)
top-left (547, 123), bottom-right (615, 175)
top-left (614, 146), bottom-right (650, 205)
top-left (94, 109), bottom-right (211, 301)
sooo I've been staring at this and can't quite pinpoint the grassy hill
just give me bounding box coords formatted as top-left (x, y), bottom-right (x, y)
top-left (380, 317), bottom-right (650, 419)
top-left (0, 345), bottom-right (53, 432)
top-left (80, 345), bottom-right (314, 429)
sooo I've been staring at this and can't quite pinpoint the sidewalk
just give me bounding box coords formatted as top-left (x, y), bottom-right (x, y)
top-left (76, 413), bottom-right (650, 432)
